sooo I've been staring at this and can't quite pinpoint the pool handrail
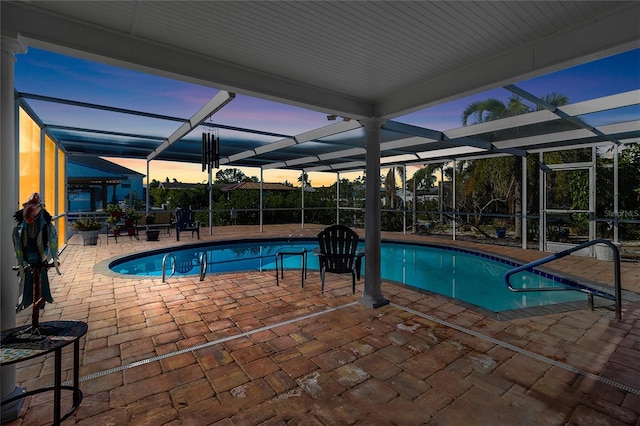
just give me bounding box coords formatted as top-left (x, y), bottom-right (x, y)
top-left (162, 253), bottom-right (176, 283)
top-left (504, 239), bottom-right (622, 320)
top-left (199, 252), bottom-right (207, 281)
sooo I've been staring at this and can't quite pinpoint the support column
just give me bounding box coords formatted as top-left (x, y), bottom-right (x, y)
top-left (208, 163), bottom-right (213, 235)
top-left (539, 152), bottom-right (545, 251)
top-left (359, 118), bottom-right (388, 308)
top-left (522, 156), bottom-right (528, 249)
top-left (301, 170), bottom-right (305, 230)
top-left (439, 167), bottom-right (444, 223)
top-left (452, 160), bottom-right (456, 241)
top-left (336, 172), bottom-right (340, 225)
top-left (590, 147), bottom-right (596, 242)
top-left (1, 35), bottom-right (27, 421)
top-left (412, 172), bottom-right (417, 234)
top-left (402, 165), bottom-right (407, 235)
top-left (259, 169), bottom-right (263, 232)
top-left (146, 160), bottom-right (150, 215)
top-left (613, 143), bottom-right (619, 242)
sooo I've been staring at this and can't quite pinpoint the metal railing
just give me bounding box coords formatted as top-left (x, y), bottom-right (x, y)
top-left (199, 252), bottom-right (208, 281)
top-left (505, 239), bottom-right (622, 320)
top-left (161, 252), bottom-right (207, 282)
top-left (161, 253), bottom-right (176, 283)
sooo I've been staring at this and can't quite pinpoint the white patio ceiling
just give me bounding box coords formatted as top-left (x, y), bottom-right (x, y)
top-left (3, 1), bottom-right (640, 172)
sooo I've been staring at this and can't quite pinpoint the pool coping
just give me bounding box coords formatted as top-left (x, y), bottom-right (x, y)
top-left (94, 236), bottom-right (639, 321)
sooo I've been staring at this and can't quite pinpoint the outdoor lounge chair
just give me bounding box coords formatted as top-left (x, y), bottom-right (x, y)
top-left (174, 208), bottom-right (200, 241)
top-left (316, 224), bottom-right (363, 294)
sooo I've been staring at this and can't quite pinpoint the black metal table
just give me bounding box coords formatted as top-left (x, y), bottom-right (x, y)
top-left (1, 320), bottom-right (87, 425)
top-left (275, 247), bottom-right (308, 287)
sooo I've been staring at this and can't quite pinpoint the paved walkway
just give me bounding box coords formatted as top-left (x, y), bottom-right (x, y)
top-left (4, 225), bottom-right (640, 425)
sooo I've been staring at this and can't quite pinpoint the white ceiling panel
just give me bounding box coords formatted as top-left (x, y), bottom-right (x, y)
top-left (2, 1), bottom-right (639, 171)
top-left (4, 1), bottom-right (638, 119)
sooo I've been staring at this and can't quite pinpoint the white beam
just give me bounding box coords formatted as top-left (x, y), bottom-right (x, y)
top-left (493, 120), bottom-right (640, 150)
top-left (295, 120), bottom-right (361, 143)
top-left (331, 160), bottom-right (366, 170)
top-left (418, 146), bottom-right (486, 160)
top-left (381, 154), bottom-right (421, 164)
top-left (318, 147), bottom-right (366, 161)
top-left (227, 150), bottom-right (256, 163)
top-left (148, 90), bottom-right (234, 161)
top-left (286, 156), bottom-right (319, 167)
top-left (262, 162), bottom-right (287, 170)
top-left (225, 120), bottom-right (362, 164)
top-left (380, 136), bottom-right (436, 151)
top-left (304, 165), bottom-right (332, 172)
top-left (254, 138), bottom-right (296, 155)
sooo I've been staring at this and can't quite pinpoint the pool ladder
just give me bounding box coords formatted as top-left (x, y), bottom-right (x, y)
top-left (504, 239), bottom-right (622, 320)
top-left (162, 252), bottom-right (208, 282)
top-left (198, 252), bottom-right (208, 281)
top-left (162, 253), bottom-right (176, 282)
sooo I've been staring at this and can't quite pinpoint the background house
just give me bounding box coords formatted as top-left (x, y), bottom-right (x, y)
top-left (67, 156), bottom-right (145, 211)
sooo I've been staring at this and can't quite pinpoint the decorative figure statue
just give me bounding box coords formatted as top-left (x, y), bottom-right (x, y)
top-left (12, 193), bottom-right (61, 316)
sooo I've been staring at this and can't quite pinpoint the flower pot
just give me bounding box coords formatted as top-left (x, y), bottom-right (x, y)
top-left (79, 230), bottom-right (100, 246)
top-left (496, 229), bottom-right (506, 239)
top-left (595, 242), bottom-right (622, 261)
top-left (146, 230), bottom-right (160, 241)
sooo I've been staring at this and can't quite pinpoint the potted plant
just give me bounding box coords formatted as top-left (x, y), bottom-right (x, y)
top-left (106, 215), bottom-right (121, 236)
top-left (122, 207), bottom-right (140, 236)
top-left (146, 229), bottom-right (160, 241)
top-left (73, 217), bottom-right (103, 246)
top-left (494, 219), bottom-right (507, 239)
top-left (105, 203), bottom-right (123, 221)
top-left (124, 207), bottom-right (141, 226)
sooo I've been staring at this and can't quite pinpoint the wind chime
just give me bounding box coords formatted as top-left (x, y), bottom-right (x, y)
top-left (202, 122), bottom-right (220, 173)
top-left (202, 121), bottom-right (220, 230)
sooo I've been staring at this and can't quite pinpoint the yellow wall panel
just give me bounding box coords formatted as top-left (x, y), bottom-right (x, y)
top-left (45, 136), bottom-right (55, 210)
top-left (18, 107), bottom-right (69, 245)
top-left (57, 150), bottom-right (67, 242)
top-left (19, 108), bottom-right (41, 205)
top-left (58, 150), bottom-right (66, 216)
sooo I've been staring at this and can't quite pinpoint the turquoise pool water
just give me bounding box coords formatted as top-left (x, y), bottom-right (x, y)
top-left (109, 239), bottom-right (585, 312)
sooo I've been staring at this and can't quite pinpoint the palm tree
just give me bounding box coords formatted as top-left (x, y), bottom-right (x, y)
top-left (461, 98), bottom-right (507, 125)
top-left (461, 94), bottom-right (544, 125)
top-left (384, 168), bottom-right (397, 208)
top-left (461, 92), bottom-right (570, 237)
top-left (297, 172), bottom-right (310, 187)
top-left (383, 167), bottom-right (408, 209)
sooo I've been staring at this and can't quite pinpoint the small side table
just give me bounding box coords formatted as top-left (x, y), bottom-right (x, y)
top-left (275, 248), bottom-right (308, 287)
top-left (1, 320), bottom-right (87, 425)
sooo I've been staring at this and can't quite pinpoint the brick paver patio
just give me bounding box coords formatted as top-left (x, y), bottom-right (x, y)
top-left (3, 224), bottom-right (639, 425)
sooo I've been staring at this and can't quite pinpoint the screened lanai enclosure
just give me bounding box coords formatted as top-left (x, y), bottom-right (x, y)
top-left (3, 3), bottom-right (640, 423)
top-left (3, 1), bottom-right (640, 271)
top-left (15, 77), bottom-right (640, 260)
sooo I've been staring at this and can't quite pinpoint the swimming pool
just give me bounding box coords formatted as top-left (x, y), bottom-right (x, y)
top-left (109, 239), bottom-right (585, 312)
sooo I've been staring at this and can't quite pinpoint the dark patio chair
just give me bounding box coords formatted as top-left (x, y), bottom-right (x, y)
top-left (175, 253), bottom-right (197, 274)
top-left (174, 208), bottom-right (200, 241)
top-left (316, 224), bottom-right (363, 294)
